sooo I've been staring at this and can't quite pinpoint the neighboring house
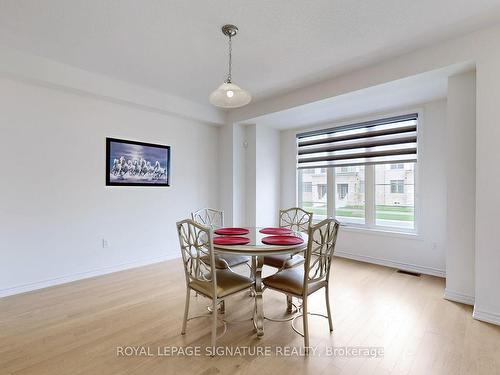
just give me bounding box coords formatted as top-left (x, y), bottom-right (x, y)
top-left (375, 164), bottom-right (415, 207)
top-left (300, 168), bottom-right (328, 205)
top-left (335, 166), bottom-right (365, 208)
top-left (301, 164), bottom-right (414, 208)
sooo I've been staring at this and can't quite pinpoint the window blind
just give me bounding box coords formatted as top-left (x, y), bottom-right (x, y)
top-left (296, 113), bottom-right (418, 169)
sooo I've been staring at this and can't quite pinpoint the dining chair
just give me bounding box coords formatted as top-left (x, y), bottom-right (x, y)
top-left (264, 207), bottom-right (313, 270)
top-left (262, 218), bottom-right (340, 353)
top-left (191, 208), bottom-right (250, 270)
top-left (177, 219), bottom-right (254, 349)
top-left (263, 207), bottom-right (313, 312)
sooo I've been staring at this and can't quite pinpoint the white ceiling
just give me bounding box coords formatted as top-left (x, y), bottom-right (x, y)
top-left (0, 0), bottom-right (499, 107)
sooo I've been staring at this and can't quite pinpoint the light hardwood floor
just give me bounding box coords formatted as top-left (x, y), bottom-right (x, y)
top-left (1, 257), bottom-right (499, 375)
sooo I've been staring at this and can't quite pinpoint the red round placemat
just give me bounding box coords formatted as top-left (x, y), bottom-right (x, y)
top-left (213, 236), bottom-right (251, 245)
top-left (261, 236), bottom-right (304, 246)
top-left (259, 227), bottom-right (293, 235)
top-left (214, 227), bottom-right (250, 236)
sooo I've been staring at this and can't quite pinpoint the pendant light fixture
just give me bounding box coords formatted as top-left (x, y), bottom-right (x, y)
top-left (209, 24), bottom-right (251, 108)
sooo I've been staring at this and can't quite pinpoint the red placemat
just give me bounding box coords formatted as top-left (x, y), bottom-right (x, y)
top-left (261, 236), bottom-right (304, 246)
top-left (214, 227), bottom-right (250, 235)
top-left (259, 227), bottom-right (293, 235)
top-left (213, 236), bottom-right (251, 245)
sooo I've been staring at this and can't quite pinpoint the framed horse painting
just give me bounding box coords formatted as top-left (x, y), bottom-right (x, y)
top-left (106, 138), bottom-right (170, 187)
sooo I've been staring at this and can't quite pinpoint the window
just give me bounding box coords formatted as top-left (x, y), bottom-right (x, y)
top-left (339, 166), bottom-right (355, 173)
top-left (335, 166), bottom-right (365, 224)
top-left (391, 164), bottom-right (404, 169)
top-left (317, 184), bottom-right (327, 200)
top-left (298, 163), bottom-right (415, 231)
top-left (298, 168), bottom-right (327, 220)
top-left (376, 164), bottom-right (415, 229)
top-left (296, 113), bottom-right (418, 233)
top-left (390, 180), bottom-right (405, 193)
top-left (337, 184), bottom-right (348, 199)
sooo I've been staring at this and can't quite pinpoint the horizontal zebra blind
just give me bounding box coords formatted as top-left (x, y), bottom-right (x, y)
top-left (297, 113), bottom-right (418, 169)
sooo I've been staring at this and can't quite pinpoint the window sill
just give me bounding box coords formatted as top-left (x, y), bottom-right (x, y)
top-left (339, 224), bottom-right (422, 240)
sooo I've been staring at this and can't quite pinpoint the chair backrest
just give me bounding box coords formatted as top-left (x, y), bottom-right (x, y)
top-left (176, 219), bottom-right (217, 293)
top-left (303, 218), bottom-right (340, 293)
top-left (279, 207), bottom-right (313, 233)
top-left (191, 208), bottom-right (224, 229)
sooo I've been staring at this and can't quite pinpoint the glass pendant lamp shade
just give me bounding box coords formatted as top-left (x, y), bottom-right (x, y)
top-left (210, 24), bottom-right (251, 109)
top-left (209, 82), bottom-right (252, 108)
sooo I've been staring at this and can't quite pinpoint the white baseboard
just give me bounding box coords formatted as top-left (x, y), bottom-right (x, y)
top-left (473, 307), bottom-right (500, 326)
top-left (334, 250), bottom-right (446, 278)
top-left (0, 254), bottom-right (178, 298)
top-left (444, 288), bottom-right (475, 305)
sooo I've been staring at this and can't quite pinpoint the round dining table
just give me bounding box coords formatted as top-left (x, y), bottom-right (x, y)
top-left (213, 227), bottom-right (308, 337)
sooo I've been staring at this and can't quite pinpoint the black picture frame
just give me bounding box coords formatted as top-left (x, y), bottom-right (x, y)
top-left (106, 137), bottom-right (171, 187)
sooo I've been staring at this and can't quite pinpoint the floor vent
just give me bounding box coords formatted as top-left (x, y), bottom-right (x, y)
top-left (397, 269), bottom-right (421, 277)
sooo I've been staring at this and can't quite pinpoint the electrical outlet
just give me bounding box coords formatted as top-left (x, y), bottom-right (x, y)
top-left (102, 239), bottom-right (110, 248)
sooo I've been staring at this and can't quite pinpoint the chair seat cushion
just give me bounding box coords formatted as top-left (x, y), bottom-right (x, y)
top-left (190, 269), bottom-right (254, 298)
top-left (221, 254), bottom-right (251, 267)
top-left (264, 254), bottom-right (304, 269)
top-left (263, 268), bottom-right (325, 296)
top-left (200, 254), bottom-right (250, 269)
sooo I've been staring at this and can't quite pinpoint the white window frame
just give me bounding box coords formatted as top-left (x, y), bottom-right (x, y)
top-left (296, 108), bottom-right (422, 236)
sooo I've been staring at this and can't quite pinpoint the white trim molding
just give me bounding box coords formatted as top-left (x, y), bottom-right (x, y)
top-left (0, 254), bottom-right (177, 299)
top-left (473, 307), bottom-right (500, 326)
top-left (444, 288), bottom-right (475, 305)
top-left (334, 250), bottom-right (445, 277)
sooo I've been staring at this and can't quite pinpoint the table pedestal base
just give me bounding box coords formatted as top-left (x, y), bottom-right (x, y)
top-left (252, 255), bottom-right (264, 337)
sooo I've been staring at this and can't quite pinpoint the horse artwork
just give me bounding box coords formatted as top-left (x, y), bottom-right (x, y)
top-left (106, 138), bottom-right (170, 186)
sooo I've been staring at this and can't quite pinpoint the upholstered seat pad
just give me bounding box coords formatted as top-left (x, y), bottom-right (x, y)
top-left (200, 254), bottom-right (250, 269)
top-left (190, 269), bottom-right (254, 298)
top-left (263, 268), bottom-right (325, 296)
top-left (221, 254), bottom-right (251, 267)
top-left (264, 254), bottom-right (304, 269)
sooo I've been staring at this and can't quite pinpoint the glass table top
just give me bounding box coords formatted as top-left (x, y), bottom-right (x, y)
top-left (212, 227), bottom-right (308, 255)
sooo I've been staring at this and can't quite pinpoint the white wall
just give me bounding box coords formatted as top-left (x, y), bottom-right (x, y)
top-left (0, 77), bottom-right (219, 297)
top-left (281, 131), bottom-right (297, 211)
top-left (445, 71), bottom-right (476, 305)
top-left (218, 123), bottom-right (234, 225)
top-left (230, 122), bottom-right (282, 228)
top-left (244, 125), bottom-right (257, 226)
top-left (232, 123), bottom-right (246, 227)
top-left (255, 125), bottom-right (281, 227)
top-left (280, 100), bottom-right (448, 276)
top-left (232, 124), bottom-right (281, 227)
top-left (474, 33), bottom-right (500, 325)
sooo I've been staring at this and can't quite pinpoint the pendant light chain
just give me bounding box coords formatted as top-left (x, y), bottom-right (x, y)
top-left (227, 35), bottom-right (232, 83)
